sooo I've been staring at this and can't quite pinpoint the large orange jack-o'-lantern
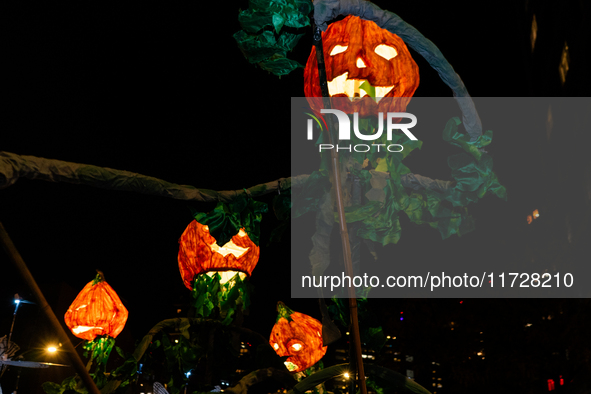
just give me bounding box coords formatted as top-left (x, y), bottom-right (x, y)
top-left (178, 220), bottom-right (260, 289)
top-left (304, 15), bottom-right (419, 117)
top-left (270, 302), bottom-right (327, 373)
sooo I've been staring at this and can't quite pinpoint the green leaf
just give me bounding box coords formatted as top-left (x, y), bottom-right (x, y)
top-left (42, 382), bottom-right (64, 394)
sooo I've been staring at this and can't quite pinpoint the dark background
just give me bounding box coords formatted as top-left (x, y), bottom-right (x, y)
top-left (1, 0), bottom-right (590, 393)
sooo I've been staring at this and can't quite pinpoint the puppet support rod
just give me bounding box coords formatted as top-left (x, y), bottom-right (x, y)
top-left (311, 16), bottom-right (368, 394)
top-left (0, 221), bottom-right (102, 394)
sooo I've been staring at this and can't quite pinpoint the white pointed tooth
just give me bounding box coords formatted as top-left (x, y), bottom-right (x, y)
top-left (375, 86), bottom-right (395, 103)
top-left (344, 78), bottom-right (356, 99)
top-left (327, 72), bottom-right (348, 97)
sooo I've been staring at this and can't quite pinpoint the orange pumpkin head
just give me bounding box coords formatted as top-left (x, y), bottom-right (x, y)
top-left (64, 275), bottom-right (128, 341)
top-left (269, 302), bottom-right (327, 373)
top-left (304, 15), bottom-right (419, 117)
top-left (178, 220), bottom-right (260, 289)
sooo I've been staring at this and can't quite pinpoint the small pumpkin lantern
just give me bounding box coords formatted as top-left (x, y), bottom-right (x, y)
top-left (178, 220), bottom-right (260, 289)
top-left (269, 302), bottom-right (327, 373)
top-left (64, 272), bottom-right (128, 341)
top-left (304, 15), bottom-right (419, 117)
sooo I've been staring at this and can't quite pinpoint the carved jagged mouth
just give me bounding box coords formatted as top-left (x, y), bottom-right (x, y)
top-left (327, 72), bottom-right (394, 103)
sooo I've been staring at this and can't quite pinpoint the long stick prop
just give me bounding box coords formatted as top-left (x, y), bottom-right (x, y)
top-left (0, 221), bottom-right (102, 394)
top-left (311, 16), bottom-right (368, 394)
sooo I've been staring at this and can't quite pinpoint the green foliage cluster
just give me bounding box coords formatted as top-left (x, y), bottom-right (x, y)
top-left (191, 272), bottom-right (252, 325)
top-left (234, 0), bottom-right (314, 76)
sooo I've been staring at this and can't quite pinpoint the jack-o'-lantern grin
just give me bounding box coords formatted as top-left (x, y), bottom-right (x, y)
top-left (304, 15), bottom-right (419, 117)
top-left (327, 72), bottom-right (396, 102)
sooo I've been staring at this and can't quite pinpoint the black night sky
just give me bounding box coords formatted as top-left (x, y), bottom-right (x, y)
top-left (1, 1), bottom-right (590, 393)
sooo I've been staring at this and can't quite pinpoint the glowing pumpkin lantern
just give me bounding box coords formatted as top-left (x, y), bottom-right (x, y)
top-left (64, 274), bottom-right (128, 341)
top-left (269, 302), bottom-right (327, 373)
top-left (304, 15), bottom-right (419, 117)
top-left (178, 220), bottom-right (260, 289)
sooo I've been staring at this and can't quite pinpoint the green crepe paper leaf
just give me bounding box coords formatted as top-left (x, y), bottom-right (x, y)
top-left (235, 0), bottom-right (312, 76)
top-left (42, 382), bottom-right (63, 394)
top-left (334, 201), bottom-right (382, 223)
top-left (366, 378), bottom-right (385, 394)
top-left (238, 10), bottom-right (276, 33)
top-left (193, 195), bottom-right (267, 247)
top-left (234, 30), bottom-right (282, 64)
top-left (359, 81), bottom-right (376, 99)
top-left (291, 170), bottom-right (331, 218)
top-left (62, 376), bottom-right (78, 391)
top-left (272, 13), bottom-right (286, 32)
top-left (374, 158), bottom-right (388, 172)
top-left (442, 116), bottom-right (493, 161)
top-left (115, 346), bottom-right (125, 359)
top-left (259, 54), bottom-right (303, 76)
top-left (191, 273), bottom-right (251, 324)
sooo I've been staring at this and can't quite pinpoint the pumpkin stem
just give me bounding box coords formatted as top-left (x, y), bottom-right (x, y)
top-left (276, 301), bottom-right (294, 322)
top-left (95, 269), bottom-right (106, 284)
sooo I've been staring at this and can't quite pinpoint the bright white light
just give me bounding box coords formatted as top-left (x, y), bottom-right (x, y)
top-left (186, 371), bottom-right (192, 378)
top-left (344, 372), bottom-right (350, 379)
top-left (47, 346), bottom-right (57, 353)
top-left (15, 299), bottom-right (20, 305)
top-left (374, 44), bottom-right (397, 60)
top-left (330, 45), bottom-right (348, 56)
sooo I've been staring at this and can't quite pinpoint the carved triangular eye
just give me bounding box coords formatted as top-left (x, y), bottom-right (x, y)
top-left (375, 44), bottom-right (397, 60)
top-left (330, 45), bottom-right (348, 56)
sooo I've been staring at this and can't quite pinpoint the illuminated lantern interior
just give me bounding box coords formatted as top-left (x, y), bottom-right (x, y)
top-left (64, 276), bottom-right (128, 341)
top-left (178, 220), bottom-right (260, 289)
top-left (269, 302), bottom-right (327, 373)
top-left (304, 15), bottom-right (419, 117)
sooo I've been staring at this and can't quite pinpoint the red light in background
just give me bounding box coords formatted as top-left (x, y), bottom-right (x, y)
top-left (460, 301), bottom-right (463, 304)
top-left (547, 379), bottom-right (555, 391)
top-left (560, 376), bottom-right (564, 386)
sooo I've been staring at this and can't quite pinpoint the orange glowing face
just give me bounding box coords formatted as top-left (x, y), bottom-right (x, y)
top-left (64, 278), bottom-right (128, 341)
top-left (178, 220), bottom-right (260, 289)
top-left (269, 303), bottom-right (327, 373)
top-left (304, 15), bottom-right (419, 117)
